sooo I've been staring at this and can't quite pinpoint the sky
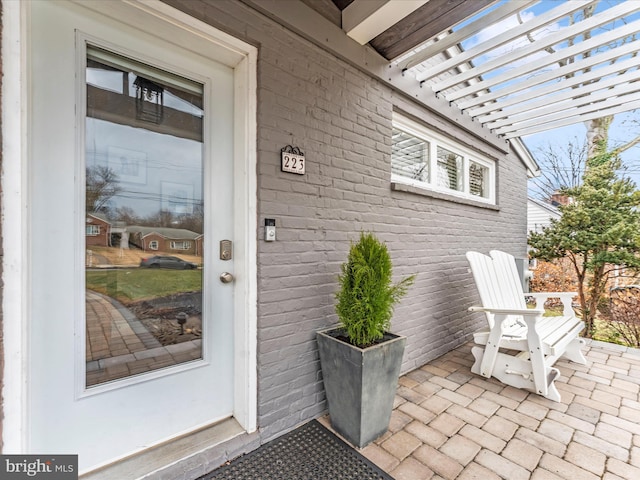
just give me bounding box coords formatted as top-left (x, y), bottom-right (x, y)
top-left (523, 110), bottom-right (640, 192)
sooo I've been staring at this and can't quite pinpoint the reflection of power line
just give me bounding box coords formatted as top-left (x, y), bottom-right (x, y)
top-left (87, 151), bottom-right (203, 172)
top-left (113, 191), bottom-right (203, 205)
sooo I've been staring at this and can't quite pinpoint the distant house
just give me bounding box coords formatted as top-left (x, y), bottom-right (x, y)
top-left (126, 225), bottom-right (203, 256)
top-left (85, 213), bottom-right (111, 247)
top-left (528, 197), bottom-right (561, 234)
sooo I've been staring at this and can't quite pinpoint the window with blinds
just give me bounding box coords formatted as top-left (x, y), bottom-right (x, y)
top-left (469, 161), bottom-right (490, 199)
top-left (391, 128), bottom-right (429, 183)
top-left (436, 146), bottom-right (463, 192)
top-left (391, 113), bottom-right (495, 204)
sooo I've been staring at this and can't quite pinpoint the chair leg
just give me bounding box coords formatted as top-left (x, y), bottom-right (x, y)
top-left (471, 346), bottom-right (485, 376)
top-left (543, 367), bottom-right (561, 402)
top-left (477, 315), bottom-right (507, 378)
top-left (471, 347), bottom-right (563, 401)
top-left (562, 337), bottom-right (587, 365)
top-left (471, 347), bottom-right (561, 402)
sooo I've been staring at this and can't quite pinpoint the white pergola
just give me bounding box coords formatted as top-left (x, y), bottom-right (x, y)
top-left (250, 0), bottom-right (638, 147)
top-left (357, 0), bottom-right (640, 139)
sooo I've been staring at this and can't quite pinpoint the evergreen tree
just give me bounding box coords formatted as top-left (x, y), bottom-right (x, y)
top-left (528, 143), bottom-right (640, 337)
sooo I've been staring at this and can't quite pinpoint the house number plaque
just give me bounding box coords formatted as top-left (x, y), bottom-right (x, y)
top-left (281, 145), bottom-right (305, 175)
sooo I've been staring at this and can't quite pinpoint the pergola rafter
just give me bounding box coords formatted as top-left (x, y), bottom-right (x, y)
top-left (460, 47), bottom-right (640, 114)
top-left (400, 0), bottom-right (538, 69)
top-left (480, 71), bottom-right (640, 128)
top-left (415, 0), bottom-right (598, 84)
top-left (502, 100), bottom-right (640, 139)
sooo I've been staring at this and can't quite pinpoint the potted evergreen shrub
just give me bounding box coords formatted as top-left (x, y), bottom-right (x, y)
top-left (317, 232), bottom-right (415, 447)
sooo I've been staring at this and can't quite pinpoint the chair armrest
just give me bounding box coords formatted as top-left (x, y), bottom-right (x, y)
top-left (526, 292), bottom-right (577, 317)
top-left (469, 306), bottom-right (544, 316)
top-left (527, 292), bottom-right (577, 299)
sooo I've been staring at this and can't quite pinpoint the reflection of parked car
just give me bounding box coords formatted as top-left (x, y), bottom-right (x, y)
top-left (139, 255), bottom-right (198, 270)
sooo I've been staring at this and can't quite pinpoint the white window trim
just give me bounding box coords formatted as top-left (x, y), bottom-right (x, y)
top-left (392, 113), bottom-right (496, 204)
top-left (86, 225), bottom-right (100, 236)
top-left (170, 240), bottom-right (191, 250)
top-left (149, 240), bottom-right (159, 250)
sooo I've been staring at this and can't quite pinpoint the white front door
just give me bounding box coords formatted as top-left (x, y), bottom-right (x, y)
top-left (26, 1), bottom-right (255, 472)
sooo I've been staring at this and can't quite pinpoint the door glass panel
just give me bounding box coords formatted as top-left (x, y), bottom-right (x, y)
top-left (85, 47), bottom-right (204, 387)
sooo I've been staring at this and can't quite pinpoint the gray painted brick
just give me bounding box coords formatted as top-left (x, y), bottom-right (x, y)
top-left (167, 0), bottom-right (529, 443)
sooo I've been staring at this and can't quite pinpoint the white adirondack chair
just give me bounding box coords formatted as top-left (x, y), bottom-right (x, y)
top-left (466, 250), bottom-right (587, 401)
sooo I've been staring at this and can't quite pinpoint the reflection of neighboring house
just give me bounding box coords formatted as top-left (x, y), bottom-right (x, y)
top-left (127, 225), bottom-right (203, 256)
top-left (85, 213), bottom-right (111, 247)
top-left (527, 197), bottom-right (561, 234)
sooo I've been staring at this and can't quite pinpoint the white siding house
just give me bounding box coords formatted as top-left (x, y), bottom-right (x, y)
top-left (528, 197), bottom-right (561, 234)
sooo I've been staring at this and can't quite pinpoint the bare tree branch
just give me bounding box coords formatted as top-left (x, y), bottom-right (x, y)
top-left (611, 133), bottom-right (640, 157)
top-left (86, 165), bottom-right (121, 213)
top-left (528, 138), bottom-right (588, 200)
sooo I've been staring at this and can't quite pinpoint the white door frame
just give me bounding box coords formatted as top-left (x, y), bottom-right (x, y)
top-left (1, 0), bottom-right (257, 454)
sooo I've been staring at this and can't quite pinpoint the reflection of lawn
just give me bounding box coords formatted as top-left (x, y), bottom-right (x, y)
top-left (86, 268), bottom-right (202, 304)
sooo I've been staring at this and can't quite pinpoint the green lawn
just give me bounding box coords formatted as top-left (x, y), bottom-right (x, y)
top-left (592, 318), bottom-right (629, 346)
top-left (86, 268), bottom-right (202, 304)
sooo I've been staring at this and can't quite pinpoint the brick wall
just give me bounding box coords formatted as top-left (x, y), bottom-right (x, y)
top-left (166, 0), bottom-right (528, 441)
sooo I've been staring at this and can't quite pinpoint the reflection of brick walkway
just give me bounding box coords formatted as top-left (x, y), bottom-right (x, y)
top-left (85, 291), bottom-right (201, 386)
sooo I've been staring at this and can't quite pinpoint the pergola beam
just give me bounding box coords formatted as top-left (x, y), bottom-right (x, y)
top-left (502, 99), bottom-right (640, 138)
top-left (250, 0), bottom-right (640, 140)
top-left (401, 0), bottom-right (532, 69)
top-left (343, 0), bottom-right (428, 45)
top-left (241, 0), bottom-right (509, 150)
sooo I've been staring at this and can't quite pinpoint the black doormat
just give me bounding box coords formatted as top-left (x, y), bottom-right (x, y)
top-left (199, 420), bottom-right (393, 480)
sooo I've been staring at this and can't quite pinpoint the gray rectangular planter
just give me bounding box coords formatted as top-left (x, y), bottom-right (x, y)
top-left (317, 327), bottom-right (406, 448)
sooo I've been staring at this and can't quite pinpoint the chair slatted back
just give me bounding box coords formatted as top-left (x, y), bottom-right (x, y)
top-left (466, 251), bottom-right (500, 329)
top-left (490, 250), bottom-right (528, 310)
top-left (466, 250), bottom-right (526, 330)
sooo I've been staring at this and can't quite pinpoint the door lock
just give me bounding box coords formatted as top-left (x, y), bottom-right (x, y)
top-left (220, 240), bottom-right (232, 260)
top-left (220, 272), bottom-right (234, 284)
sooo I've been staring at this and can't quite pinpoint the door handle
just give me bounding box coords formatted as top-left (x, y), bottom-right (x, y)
top-left (220, 272), bottom-right (234, 284)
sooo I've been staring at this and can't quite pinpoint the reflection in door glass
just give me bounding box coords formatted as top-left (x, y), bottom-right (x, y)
top-left (85, 47), bottom-right (204, 387)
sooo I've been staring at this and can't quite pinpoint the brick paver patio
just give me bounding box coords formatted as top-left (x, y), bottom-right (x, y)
top-left (320, 340), bottom-right (640, 479)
